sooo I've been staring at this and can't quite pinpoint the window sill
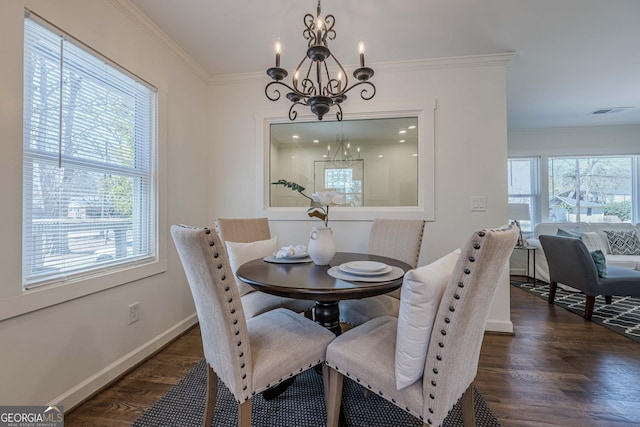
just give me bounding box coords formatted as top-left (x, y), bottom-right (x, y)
top-left (0, 259), bottom-right (167, 322)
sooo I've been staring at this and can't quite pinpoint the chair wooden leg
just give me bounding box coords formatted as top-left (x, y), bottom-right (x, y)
top-left (605, 295), bottom-right (612, 304)
top-left (461, 382), bottom-right (476, 427)
top-left (203, 364), bottom-right (218, 427)
top-left (326, 368), bottom-right (344, 427)
top-left (548, 281), bottom-right (558, 304)
top-left (584, 296), bottom-right (595, 320)
top-left (322, 363), bottom-right (330, 405)
top-left (237, 399), bottom-right (252, 427)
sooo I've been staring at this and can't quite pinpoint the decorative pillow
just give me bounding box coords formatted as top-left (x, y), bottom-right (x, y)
top-left (557, 227), bottom-right (581, 239)
top-left (590, 250), bottom-right (607, 278)
top-left (395, 248), bottom-right (461, 390)
top-left (225, 237), bottom-right (278, 296)
top-left (603, 230), bottom-right (640, 256)
top-left (581, 231), bottom-right (608, 253)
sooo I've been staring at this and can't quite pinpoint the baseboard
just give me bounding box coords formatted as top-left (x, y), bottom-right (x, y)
top-left (51, 313), bottom-right (198, 410)
top-left (509, 267), bottom-right (527, 276)
top-left (484, 319), bottom-right (514, 334)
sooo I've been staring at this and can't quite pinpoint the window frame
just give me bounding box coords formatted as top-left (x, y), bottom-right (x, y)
top-left (547, 154), bottom-right (636, 224)
top-left (17, 11), bottom-right (165, 303)
top-left (507, 156), bottom-right (541, 232)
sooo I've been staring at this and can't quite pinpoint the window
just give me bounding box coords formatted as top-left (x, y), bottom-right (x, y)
top-left (507, 157), bottom-right (540, 232)
top-left (22, 13), bottom-right (157, 289)
top-left (548, 156), bottom-right (634, 223)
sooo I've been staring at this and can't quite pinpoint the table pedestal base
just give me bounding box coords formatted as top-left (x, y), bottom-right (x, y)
top-left (314, 301), bottom-right (341, 335)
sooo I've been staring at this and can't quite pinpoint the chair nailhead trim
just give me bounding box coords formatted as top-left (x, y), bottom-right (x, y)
top-left (214, 253), bottom-right (219, 258)
top-left (428, 419), bottom-right (432, 425)
top-left (449, 306), bottom-right (455, 312)
top-left (433, 368), bottom-right (438, 374)
top-left (239, 352), bottom-right (244, 357)
top-left (468, 256), bottom-right (475, 262)
top-left (444, 318), bottom-right (450, 323)
top-left (478, 231), bottom-right (486, 236)
top-left (436, 355), bottom-right (442, 361)
top-left (458, 282), bottom-right (464, 288)
top-left (438, 342), bottom-right (444, 348)
top-left (441, 330), bottom-right (446, 335)
top-left (454, 294), bottom-right (460, 299)
top-left (225, 286), bottom-right (230, 291)
top-left (431, 380), bottom-right (436, 386)
top-left (464, 268), bottom-right (471, 274)
top-left (429, 408), bottom-right (434, 413)
top-left (209, 241), bottom-right (214, 247)
top-left (473, 243), bottom-right (481, 249)
top-left (205, 229), bottom-right (211, 234)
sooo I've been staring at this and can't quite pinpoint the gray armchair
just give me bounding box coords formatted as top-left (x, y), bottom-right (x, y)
top-left (171, 225), bottom-right (335, 427)
top-left (539, 234), bottom-right (640, 320)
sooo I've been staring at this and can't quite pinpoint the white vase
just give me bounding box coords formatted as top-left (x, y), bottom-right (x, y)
top-left (308, 226), bottom-right (336, 265)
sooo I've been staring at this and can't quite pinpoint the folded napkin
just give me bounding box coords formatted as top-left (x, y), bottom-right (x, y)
top-left (274, 244), bottom-right (307, 258)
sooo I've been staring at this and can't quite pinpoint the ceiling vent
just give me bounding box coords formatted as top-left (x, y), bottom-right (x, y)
top-left (591, 106), bottom-right (635, 115)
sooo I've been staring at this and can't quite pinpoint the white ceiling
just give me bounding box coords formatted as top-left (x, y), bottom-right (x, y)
top-left (129, 0), bottom-right (640, 129)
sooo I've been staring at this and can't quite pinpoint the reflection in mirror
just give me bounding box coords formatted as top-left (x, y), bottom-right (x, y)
top-left (270, 117), bottom-right (418, 207)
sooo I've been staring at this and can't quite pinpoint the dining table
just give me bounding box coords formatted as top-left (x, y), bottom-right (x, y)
top-left (236, 252), bottom-right (411, 336)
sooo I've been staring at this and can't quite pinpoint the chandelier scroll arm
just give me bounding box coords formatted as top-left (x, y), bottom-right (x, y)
top-left (341, 80), bottom-right (376, 101)
top-left (265, 80), bottom-right (297, 102)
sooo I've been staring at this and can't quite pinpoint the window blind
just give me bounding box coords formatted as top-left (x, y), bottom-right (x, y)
top-left (23, 13), bottom-right (157, 289)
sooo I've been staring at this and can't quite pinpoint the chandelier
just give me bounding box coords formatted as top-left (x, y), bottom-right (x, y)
top-left (265, 0), bottom-right (376, 121)
top-left (325, 134), bottom-right (359, 168)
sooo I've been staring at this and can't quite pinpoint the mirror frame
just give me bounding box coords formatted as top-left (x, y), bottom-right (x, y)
top-left (255, 99), bottom-right (436, 222)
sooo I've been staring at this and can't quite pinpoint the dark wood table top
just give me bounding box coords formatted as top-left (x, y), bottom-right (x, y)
top-left (236, 252), bottom-right (411, 302)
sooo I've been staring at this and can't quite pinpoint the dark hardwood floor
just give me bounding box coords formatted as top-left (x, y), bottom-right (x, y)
top-left (65, 278), bottom-right (640, 426)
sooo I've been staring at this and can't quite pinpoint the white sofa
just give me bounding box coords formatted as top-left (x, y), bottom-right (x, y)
top-left (527, 222), bottom-right (640, 283)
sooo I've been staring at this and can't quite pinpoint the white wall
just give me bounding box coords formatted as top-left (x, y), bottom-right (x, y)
top-left (0, 0), bottom-right (209, 407)
top-left (208, 56), bottom-right (514, 332)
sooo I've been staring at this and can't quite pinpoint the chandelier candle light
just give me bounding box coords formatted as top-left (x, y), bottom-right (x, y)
top-left (265, 0), bottom-right (376, 121)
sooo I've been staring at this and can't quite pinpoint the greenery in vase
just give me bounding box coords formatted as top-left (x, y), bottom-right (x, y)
top-left (272, 179), bottom-right (344, 227)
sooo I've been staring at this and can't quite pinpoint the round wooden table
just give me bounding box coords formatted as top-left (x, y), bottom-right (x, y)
top-left (236, 252), bottom-right (410, 335)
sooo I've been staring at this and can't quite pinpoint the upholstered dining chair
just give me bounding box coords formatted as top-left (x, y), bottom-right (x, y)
top-left (325, 225), bottom-right (518, 427)
top-left (539, 234), bottom-right (640, 320)
top-left (340, 218), bottom-right (426, 326)
top-left (215, 217), bottom-right (314, 319)
top-left (170, 225), bottom-right (335, 427)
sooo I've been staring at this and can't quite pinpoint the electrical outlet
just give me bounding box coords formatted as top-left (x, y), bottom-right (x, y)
top-left (129, 302), bottom-right (140, 324)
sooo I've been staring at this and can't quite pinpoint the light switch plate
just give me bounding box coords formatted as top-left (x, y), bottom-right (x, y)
top-left (471, 196), bottom-right (486, 212)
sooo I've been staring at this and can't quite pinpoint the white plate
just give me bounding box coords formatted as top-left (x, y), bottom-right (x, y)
top-left (281, 252), bottom-right (309, 259)
top-left (339, 263), bottom-right (393, 276)
top-left (342, 261), bottom-right (389, 272)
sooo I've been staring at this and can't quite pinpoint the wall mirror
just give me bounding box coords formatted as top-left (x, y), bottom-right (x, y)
top-left (270, 117), bottom-right (419, 208)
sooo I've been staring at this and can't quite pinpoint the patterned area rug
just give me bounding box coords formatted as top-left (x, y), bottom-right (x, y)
top-left (132, 360), bottom-right (500, 427)
top-left (512, 280), bottom-right (640, 343)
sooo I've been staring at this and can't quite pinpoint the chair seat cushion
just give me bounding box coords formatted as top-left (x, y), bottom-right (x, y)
top-left (242, 291), bottom-right (314, 319)
top-left (395, 249), bottom-right (461, 390)
top-left (326, 316), bottom-right (423, 416)
top-left (599, 266), bottom-right (640, 296)
top-left (339, 295), bottom-right (400, 326)
top-left (248, 308), bottom-right (335, 395)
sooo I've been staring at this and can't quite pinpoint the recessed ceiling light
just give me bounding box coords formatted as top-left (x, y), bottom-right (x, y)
top-left (408, 125), bottom-right (416, 130)
top-left (313, 139), bottom-right (319, 143)
top-left (399, 139), bottom-right (405, 143)
top-left (399, 130), bottom-right (407, 134)
top-left (378, 154), bottom-right (383, 158)
top-left (412, 153), bottom-right (418, 157)
top-left (292, 135), bottom-right (299, 139)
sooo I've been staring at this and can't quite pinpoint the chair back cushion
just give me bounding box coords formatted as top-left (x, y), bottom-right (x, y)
top-left (215, 217), bottom-right (271, 243)
top-left (395, 249), bottom-right (461, 390)
top-left (368, 219), bottom-right (425, 269)
top-left (539, 234), bottom-right (600, 295)
top-left (170, 225), bottom-right (252, 398)
top-left (421, 225), bottom-right (518, 427)
top-left (225, 237), bottom-right (278, 296)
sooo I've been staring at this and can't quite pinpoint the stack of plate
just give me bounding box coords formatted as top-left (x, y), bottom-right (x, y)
top-left (338, 261), bottom-right (392, 276)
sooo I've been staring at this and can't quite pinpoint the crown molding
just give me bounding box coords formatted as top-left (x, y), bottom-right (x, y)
top-left (209, 52), bottom-right (516, 86)
top-left (108, 0), bottom-right (210, 84)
